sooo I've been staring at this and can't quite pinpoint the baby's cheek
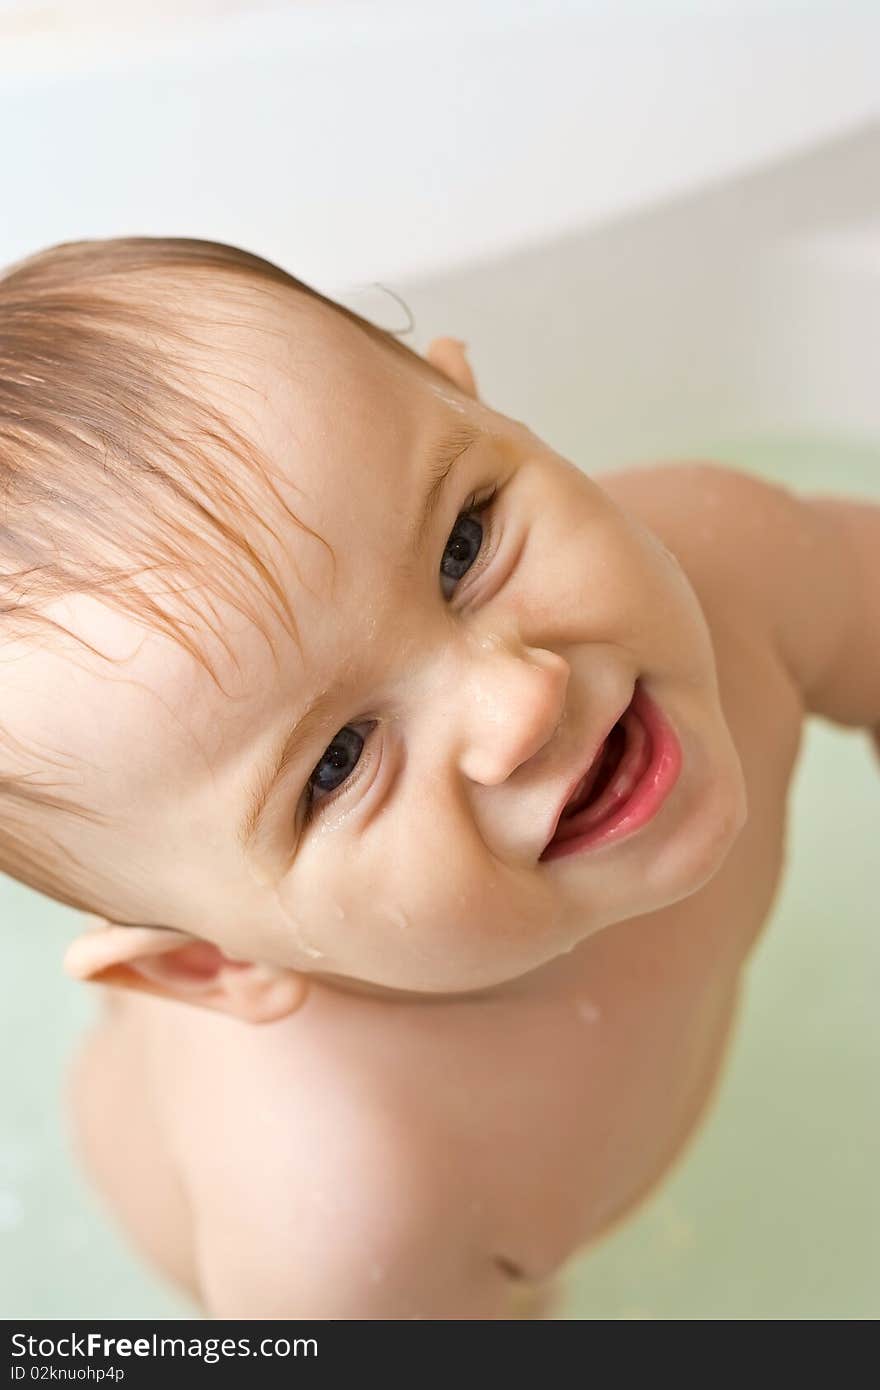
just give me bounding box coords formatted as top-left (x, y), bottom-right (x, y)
top-left (287, 801), bottom-right (560, 990)
top-left (384, 851), bottom-right (561, 977)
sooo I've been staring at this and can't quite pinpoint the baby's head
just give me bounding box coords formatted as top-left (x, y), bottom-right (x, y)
top-left (0, 236), bottom-right (745, 1017)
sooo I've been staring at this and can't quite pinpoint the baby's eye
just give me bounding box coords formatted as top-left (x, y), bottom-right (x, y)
top-left (307, 726), bottom-right (365, 804)
top-left (439, 488), bottom-right (496, 600)
top-left (302, 720), bottom-right (381, 822)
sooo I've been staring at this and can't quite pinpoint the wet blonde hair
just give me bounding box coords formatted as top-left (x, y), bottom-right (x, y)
top-left (0, 236), bottom-right (431, 909)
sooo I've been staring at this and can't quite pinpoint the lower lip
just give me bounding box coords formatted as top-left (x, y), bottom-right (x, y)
top-left (540, 684), bottom-right (682, 862)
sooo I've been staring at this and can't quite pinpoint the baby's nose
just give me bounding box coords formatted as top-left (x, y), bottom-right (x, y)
top-left (457, 644), bottom-right (569, 786)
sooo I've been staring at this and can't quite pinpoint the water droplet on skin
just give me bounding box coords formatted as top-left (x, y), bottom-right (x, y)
top-left (427, 383), bottom-right (469, 415)
top-left (388, 908), bottom-right (410, 930)
top-left (575, 999), bottom-right (601, 1024)
top-left (301, 943), bottom-right (324, 960)
top-left (333, 903), bottom-right (347, 921)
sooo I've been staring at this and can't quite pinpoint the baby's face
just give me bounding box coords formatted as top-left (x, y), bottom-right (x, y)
top-left (9, 292), bottom-right (745, 995)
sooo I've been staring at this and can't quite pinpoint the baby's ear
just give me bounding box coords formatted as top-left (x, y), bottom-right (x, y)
top-left (424, 336), bottom-right (479, 400)
top-left (63, 917), bottom-right (309, 1024)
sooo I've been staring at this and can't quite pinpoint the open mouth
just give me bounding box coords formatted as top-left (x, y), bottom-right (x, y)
top-left (540, 684), bottom-right (682, 862)
top-left (552, 701), bottom-right (650, 838)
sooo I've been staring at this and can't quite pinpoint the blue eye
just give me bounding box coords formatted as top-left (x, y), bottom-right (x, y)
top-left (303, 486), bottom-right (498, 822)
top-left (302, 726), bottom-right (368, 822)
top-left (439, 487), bottom-right (497, 600)
top-left (308, 726), bottom-right (364, 799)
top-left (440, 514), bottom-right (483, 593)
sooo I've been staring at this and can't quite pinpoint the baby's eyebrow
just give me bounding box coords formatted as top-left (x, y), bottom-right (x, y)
top-left (237, 684), bottom-right (344, 853)
top-left (405, 421), bottom-right (481, 566)
top-left (237, 420), bottom-right (482, 857)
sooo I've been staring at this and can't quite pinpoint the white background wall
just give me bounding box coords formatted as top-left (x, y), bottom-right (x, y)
top-left (1, 1), bottom-right (879, 287)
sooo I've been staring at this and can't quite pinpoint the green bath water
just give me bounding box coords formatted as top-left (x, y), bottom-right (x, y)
top-left (1, 433), bottom-right (877, 1319)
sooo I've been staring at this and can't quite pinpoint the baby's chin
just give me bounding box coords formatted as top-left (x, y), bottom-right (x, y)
top-left (304, 966), bottom-right (515, 1004)
top-left (301, 922), bottom-right (598, 1002)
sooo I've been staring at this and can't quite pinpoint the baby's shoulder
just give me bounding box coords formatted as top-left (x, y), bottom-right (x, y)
top-left (598, 459), bottom-right (789, 618)
top-left (600, 459), bottom-right (795, 690)
top-left (597, 459), bottom-right (845, 716)
top-left (609, 464), bottom-right (803, 753)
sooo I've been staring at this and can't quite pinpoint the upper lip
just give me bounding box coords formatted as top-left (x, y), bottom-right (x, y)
top-left (541, 686), bottom-right (636, 854)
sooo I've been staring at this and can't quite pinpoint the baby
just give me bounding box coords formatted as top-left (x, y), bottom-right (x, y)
top-left (1, 236), bottom-right (877, 1319)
